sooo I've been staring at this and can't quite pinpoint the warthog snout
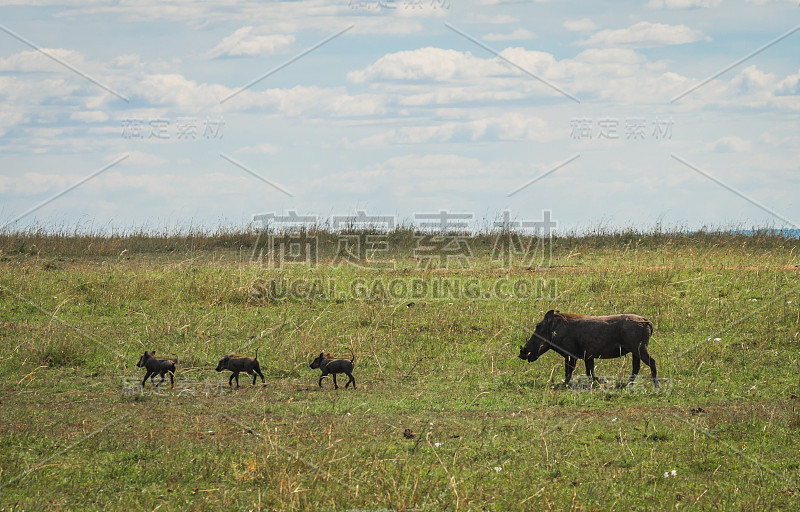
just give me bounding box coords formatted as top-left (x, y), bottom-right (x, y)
top-left (519, 337), bottom-right (543, 362)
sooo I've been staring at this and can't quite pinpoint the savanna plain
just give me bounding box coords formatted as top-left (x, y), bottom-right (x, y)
top-left (1, 229), bottom-right (799, 511)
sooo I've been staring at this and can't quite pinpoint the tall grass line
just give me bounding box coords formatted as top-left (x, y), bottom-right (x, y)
top-left (2, 225), bottom-right (799, 259)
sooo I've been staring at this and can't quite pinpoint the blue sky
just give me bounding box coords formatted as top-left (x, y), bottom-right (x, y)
top-left (1, 0), bottom-right (798, 233)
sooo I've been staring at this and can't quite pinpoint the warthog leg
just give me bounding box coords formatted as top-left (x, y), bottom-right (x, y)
top-left (564, 356), bottom-right (578, 385)
top-left (629, 346), bottom-right (658, 388)
top-left (584, 357), bottom-right (602, 382)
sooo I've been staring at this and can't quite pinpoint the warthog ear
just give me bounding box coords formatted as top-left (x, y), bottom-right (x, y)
top-left (544, 310), bottom-right (555, 320)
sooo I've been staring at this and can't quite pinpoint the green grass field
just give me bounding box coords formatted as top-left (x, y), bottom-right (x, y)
top-left (1, 230), bottom-right (799, 511)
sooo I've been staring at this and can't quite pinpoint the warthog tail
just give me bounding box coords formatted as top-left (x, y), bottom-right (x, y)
top-left (645, 319), bottom-right (654, 337)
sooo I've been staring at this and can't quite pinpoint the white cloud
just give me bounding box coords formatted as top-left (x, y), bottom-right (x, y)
top-left (98, 171), bottom-right (283, 199)
top-left (0, 75), bottom-right (82, 104)
top-left (347, 47), bottom-right (503, 83)
top-left (129, 70), bottom-right (385, 117)
top-left (744, 0), bottom-right (796, 4)
top-left (647, 0), bottom-right (722, 8)
top-left (249, 85), bottom-right (385, 117)
top-left (579, 21), bottom-right (707, 48)
top-left (0, 48), bottom-right (143, 114)
top-left (483, 29), bottom-right (536, 41)
top-left (87, 126), bottom-right (121, 136)
top-left (70, 111), bottom-right (109, 122)
top-left (52, 0), bottom-right (424, 35)
top-left (379, 153), bottom-right (484, 175)
top-left (0, 48), bottom-right (87, 73)
top-left (745, 153), bottom-right (800, 172)
top-left (350, 19), bottom-right (424, 35)
top-left (122, 44), bottom-right (800, 124)
top-left (0, 1), bottom-right (797, 232)
top-left (112, 54), bottom-right (142, 68)
top-left (207, 26), bottom-right (295, 58)
top-left (225, 84), bottom-right (386, 118)
top-left (347, 46), bottom-right (695, 106)
top-left (26, 127), bottom-right (67, 138)
top-left (0, 169), bottom-right (285, 201)
top-left (776, 69), bottom-right (800, 96)
top-left (309, 153), bottom-right (501, 197)
top-left (126, 150), bottom-right (168, 166)
top-left (707, 136), bottom-right (753, 152)
top-left (387, 84), bottom-right (531, 107)
top-left (478, 0), bottom-right (546, 4)
top-left (0, 172), bottom-right (72, 195)
top-left (0, 110), bottom-right (26, 137)
top-left (563, 18), bottom-right (596, 32)
top-left (237, 143), bottom-right (280, 155)
top-left (133, 73), bottom-right (231, 111)
top-left (475, 14), bottom-right (519, 24)
top-left (358, 112), bottom-right (552, 145)
top-left (730, 65), bottom-right (775, 96)
top-left (758, 122), bottom-right (800, 148)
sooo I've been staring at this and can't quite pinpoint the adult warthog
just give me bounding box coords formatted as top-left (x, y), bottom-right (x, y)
top-left (518, 310), bottom-right (658, 388)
